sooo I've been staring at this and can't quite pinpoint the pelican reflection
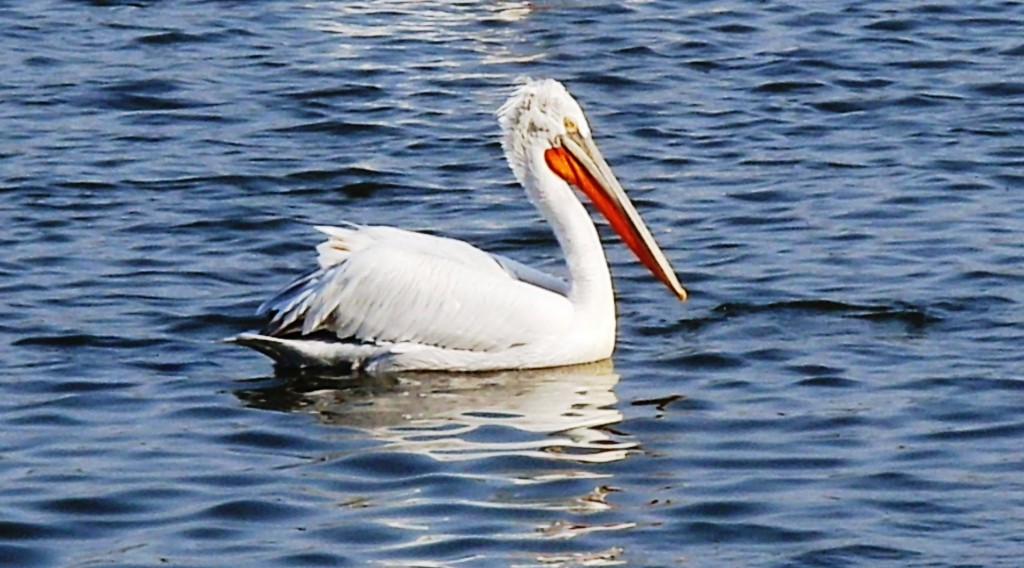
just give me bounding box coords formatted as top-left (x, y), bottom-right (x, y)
top-left (235, 361), bottom-right (633, 463)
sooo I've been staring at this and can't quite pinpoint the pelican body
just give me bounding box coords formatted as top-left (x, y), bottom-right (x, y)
top-left (232, 79), bottom-right (686, 374)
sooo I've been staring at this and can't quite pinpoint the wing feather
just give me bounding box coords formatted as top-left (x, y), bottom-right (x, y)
top-left (261, 226), bottom-right (573, 352)
top-left (490, 254), bottom-right (569, 296)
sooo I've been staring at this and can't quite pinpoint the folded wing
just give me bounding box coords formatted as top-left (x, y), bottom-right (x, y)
top-left (259, 225), bottom-right (573, 352)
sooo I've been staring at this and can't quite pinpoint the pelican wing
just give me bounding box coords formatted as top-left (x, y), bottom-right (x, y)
top-left (490, 254), bottom-right (569, 297)
top-left (259, 225), bottom-right (573, 352)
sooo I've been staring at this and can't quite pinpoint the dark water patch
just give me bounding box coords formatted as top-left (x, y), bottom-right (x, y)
top-left (50, 379), bottom-right (133, 394)
top-left (782, 413), bottom-right (871, 433)
top-left (182, 214), bottom-right (292, 234)
top-left (786, 363), bottom-right (845, 378)
top-left (13, 333), bottom-right (167, 349)
top-left (971, 82), bottom-right (1024, 98)
top-left (669, 352), bottom-right (747, 370)
top-left (273, 552), bottom-right (353, 567)
top-left (892, 93), bottom-right (953, 108)
top-left (55, 180), bottom-right (119, 191)
top-left (854, 35), bottom-right (923, 49)
top-left (811, 99), bottom-right (874, 114)
top-left (744, 347), bottom-right (796, 363)
top-left (128, 174), bottom-right (278, 192)
top-left (712, 23), bottom-right (760, 34)
top-left (959, 16), bottom-right (1023, 29)
top-left (796, 376), bottom-right (859, 388)
top-left (792, 544), bottom-right (921, 566)
top-left (894, 376), bottom-right (970, 393)
top-left (691, 453), bottom-right (847, 471)
top-left (574, 72), bottom-right (643, 89)
top-left (100, 78), bottom-right (179, 96)
top-left (78, 0), bottom-right (156, 6)
top-left (932, 158), bottom-right (986, 173)
top-left (753, 80), bottom-right (826, 94)
top-left (89, 81), bottom-right (208, 112)
top-left (823, 160), bottom-right (869, 169)
top-left (6, 412), bottom-right (87, 428)
top-left (613, 44), bottom-right (666, 58)
top-left (0, 521), bottom-right (65, 541)
top-left (177, 525), bottom-right (243, 541)
top-left (864, 18), bottom-right (917, 32)
top-left (185, 472), bottom-right (275, 490)
top-left (128, 110), bottom-right (231, 125)
top-left (683, 58), bottom-right (721, 72)
top-left (890, 58), bottom-right (969, 70)
top-left (636, 316), bottom-right (707, 336)
top-left (202, 499), bottom-right (308, 523)
top-left (339, 181), bottom-right (396, 199)
top-left (307, 523), bottom-right (410, 548)
top-left (334, 452), bottom-right (440, 479)
top-left (672, 500), bottom-right (771, 520)
top-left (218, 430), bottom-right (325, 452)
top-left (869, 498), bottom-right (962, 516)
top-left (169, 312), bottom-right (264, 336)
top-left (833, 77), bottom-right (894, 90)
top-left (678, 520), bottom-right (823, 544)
top-left (790, 57), bottom-right (851, 71)
top-left (286, 164), bottom-right (392, 182)
top-left (134, 31), bottom-right (213, 46)
top-left (958, 377), bottom-right (1024, 393)
top-left (285, 84), bottom-right (385, 101)
top-left (41, 495), bottom-right (152, 517)
top-left (780, 10), bottom-right (843, 27)
top-left (671, 38), bottom-right (712, 51)
top-left (956, 269), bottom-right (1024, 286)
top-left (711, 300), bottom-right (940, 329)
top-left (0, 545), bottom-right (52, 568)
top-left (271, 119), bottom-right (402, 137)
top-left (909, 4), bottom-right (962, 15)
top-left (737, 157), bottom-right (803, 168)
top-left (719, 213), bottom-right (801, 227)
top-left (176, 528), bottom-right (245, 544)
top-left (850, 307), bottom-right (940, 327)
top-left (23, 55), bottom-right (59, 67)
top-left (847, 471), bottom-right (960, 492)
top-left (166, 403), bottom-right (248, 422)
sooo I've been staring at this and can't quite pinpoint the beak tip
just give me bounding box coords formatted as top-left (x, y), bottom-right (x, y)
top-left (669, 282), bottom-right (688, 302)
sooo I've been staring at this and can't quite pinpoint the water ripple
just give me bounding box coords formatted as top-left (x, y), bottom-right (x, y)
top-left (2, 1), bottom-right (1023, 566)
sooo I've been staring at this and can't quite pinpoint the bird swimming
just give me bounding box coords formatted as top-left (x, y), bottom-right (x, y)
top-left (230, 79), bottom-right (686, 374)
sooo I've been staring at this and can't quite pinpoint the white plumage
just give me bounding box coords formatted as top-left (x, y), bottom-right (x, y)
top-left (261, 225), bottom-right (573, 352)
top-left (230, 79), bottom-right (686, 374)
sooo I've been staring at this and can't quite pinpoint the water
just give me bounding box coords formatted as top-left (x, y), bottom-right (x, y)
top-left (3, 1), bottom-right (1023, 566)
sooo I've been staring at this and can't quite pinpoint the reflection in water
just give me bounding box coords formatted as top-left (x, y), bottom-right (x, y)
top-left (308, 1), bottom-right (542, 66)
top-left (236, 361), bottom-right (634, 463)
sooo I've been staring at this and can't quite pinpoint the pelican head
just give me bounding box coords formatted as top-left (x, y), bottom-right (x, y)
top-left (497, 78), bottom-right (688, 301)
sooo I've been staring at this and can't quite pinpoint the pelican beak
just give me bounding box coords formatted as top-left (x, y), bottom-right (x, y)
top-left (545, 132), bottom-right (688, 301)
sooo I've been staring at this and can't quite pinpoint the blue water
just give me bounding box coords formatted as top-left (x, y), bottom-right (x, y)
top-left (3, 1), bottom-right (1023, 566)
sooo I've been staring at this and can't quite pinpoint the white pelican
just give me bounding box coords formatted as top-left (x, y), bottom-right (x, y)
top-left (231, 79), bottom-right (687, 374)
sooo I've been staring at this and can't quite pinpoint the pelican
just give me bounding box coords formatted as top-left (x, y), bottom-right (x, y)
top-left (231, 79), bottom-right (687, 374)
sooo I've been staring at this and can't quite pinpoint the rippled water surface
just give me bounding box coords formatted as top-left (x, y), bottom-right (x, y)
top-left (3, 1), bottom-right (1024, 566)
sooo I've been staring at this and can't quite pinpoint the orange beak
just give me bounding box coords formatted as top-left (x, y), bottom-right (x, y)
top-left (545, 133), bottom-right (687, 300)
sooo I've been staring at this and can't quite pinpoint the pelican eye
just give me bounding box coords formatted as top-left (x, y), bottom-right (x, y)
top-left (562, 117), bottom-right (587, 150)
